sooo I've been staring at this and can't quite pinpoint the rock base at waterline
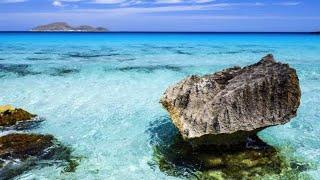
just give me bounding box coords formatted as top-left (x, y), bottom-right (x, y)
top-left (151, 134), bottom-right (311, 179)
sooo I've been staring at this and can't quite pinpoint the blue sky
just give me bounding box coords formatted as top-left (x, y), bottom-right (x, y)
top-left (0, 0), bottom-right (320, 31)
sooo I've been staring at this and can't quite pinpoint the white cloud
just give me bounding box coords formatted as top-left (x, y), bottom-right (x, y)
top-left (193, 0), bottom-right (215, 3)
top-left (273, 2), bottom-right (301, 6)
top-left (92, 0), bottom-right (127, 4)
top-left (53, 0), bottom-right (63, 6)
top-left (151, 0), bottom-right (217, 4)
top-left (50, 0), bottom-right (221, 5)
top-left (155, 0), bottom-right (182, 4)
top-left (70, 2), bottom-right (265, 15)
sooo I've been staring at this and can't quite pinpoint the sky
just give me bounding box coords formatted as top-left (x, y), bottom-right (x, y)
top-left (0, 0), bottom-right (320, 32)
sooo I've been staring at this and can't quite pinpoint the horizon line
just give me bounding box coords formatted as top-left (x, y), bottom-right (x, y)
top-left (0, 31), bottom-right (318, 34)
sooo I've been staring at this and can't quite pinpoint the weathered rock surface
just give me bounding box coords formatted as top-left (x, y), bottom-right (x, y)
top-left (0, 105), bottom-right (41, 129)
top-left (160, 54), bottom-right (301, 146)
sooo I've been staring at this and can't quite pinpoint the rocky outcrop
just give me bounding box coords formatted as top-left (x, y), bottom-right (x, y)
top-left (0, 133), bottom-right (76, 178)
top-left (31, 22), bottom-right (108, 32)
top-left (160, 54), bottom-right (301, 146)
top-left (0, 105), bottom-right (41, 129)
top-left (0, 106), bottom-right (79, 178)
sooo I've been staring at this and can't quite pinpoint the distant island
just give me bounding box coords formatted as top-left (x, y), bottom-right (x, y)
top-left (30, 22), bottom-right (108, 32)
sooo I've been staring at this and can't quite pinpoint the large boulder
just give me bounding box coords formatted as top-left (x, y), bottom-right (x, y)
top-left (160, 54), bottom-right (301, 146)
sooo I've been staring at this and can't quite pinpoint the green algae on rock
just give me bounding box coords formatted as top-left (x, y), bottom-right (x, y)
top-left (0, 133), bottom-right (80, 179)
top-left (0, 105), bottom-right (43, 129)
top-left (151, 134), bottom-right (311, 180)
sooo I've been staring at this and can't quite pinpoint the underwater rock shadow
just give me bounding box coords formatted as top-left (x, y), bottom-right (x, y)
top-left (207, 49), bottom-right (275, 55)
top-left (146, 116), bottom-right (199, 177)
top-left (117, 58), bottom-right (136, 62)
top-left (137, 44), bottom-right (195, 55)
top-left (26, 57), bottom-right (51, 61)
top-left (49, 67), bottom-right (80, 76)
top-left (115, 65), bottom-right (183, 73)
top-left (146, 116), bottom-right (312, 179)
top-left (0, 64), bottom-right (41, 77)
top-left (63, 52), bottom-right (122, 59)
top-left (175, 50), bottom-right (193, 55)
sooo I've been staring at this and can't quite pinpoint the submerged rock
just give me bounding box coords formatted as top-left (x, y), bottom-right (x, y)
top-left (0, 105), bottom-right (42, 129)
top-left (0, 133), bottom-right (54, 159)
top-left (0, 133), bottom-right (79, 178)
top-left (160, 54), bottom-right (301, 146)
top-left (50, 67), bottom-right (80, 76)
top-left (148, 117), bottom-right (311, 179)
top-left (0, 64), bottom-right (40, 77)
top-left (151, 133), bottom-right (311, 179)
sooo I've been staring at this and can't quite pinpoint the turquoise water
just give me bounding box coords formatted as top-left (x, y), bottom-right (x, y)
top-left (0, 32), bottom-right (320, 179)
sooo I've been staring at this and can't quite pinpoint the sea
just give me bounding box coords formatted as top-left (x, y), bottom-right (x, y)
top-left (0, 32), bottom-right (319, 179)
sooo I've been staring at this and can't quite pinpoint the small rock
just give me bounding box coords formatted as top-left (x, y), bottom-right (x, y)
top-left (0, 133), bottom-right (78, 178)
top-left (0, 105), bottom-right (42, 129)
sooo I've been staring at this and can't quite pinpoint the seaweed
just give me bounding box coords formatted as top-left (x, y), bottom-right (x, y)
top-left (117, 65), bottom-right (182, 73)
top-left (175, 50), bottom-right (193, 55)
top-left (26, 57), bottom-right (51, 61)
top-left (65, 52), bottom-right (121, 58)
top-left (50, 67), bottom-right (80, 76)
top-left (0, 64), bottom-right (40, 76)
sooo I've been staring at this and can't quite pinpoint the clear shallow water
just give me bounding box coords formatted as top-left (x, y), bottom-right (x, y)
top-left (0, 32), bottom-right (320, 179)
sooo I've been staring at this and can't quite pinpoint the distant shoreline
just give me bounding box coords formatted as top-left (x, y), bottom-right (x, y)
top-left (0, 31), bottom-right (317, 34)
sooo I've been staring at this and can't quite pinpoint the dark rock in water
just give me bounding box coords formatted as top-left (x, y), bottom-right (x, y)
top-left (0, 105), bottom-right (43, 129)
top-left (0, 133), bottom-right (54, 159)
top-left (0, 64), bottom-right (40, 77)
top-left (150, 133), bottom-right (311, 179)
top-left (0, 133), bottom-right (79, 178)
top-left (160, 54), bottom-right (301, 146)
top-left (50, 67), bottom-right (80, 76)
top-left (117, 65), bottom-right (182, 73)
